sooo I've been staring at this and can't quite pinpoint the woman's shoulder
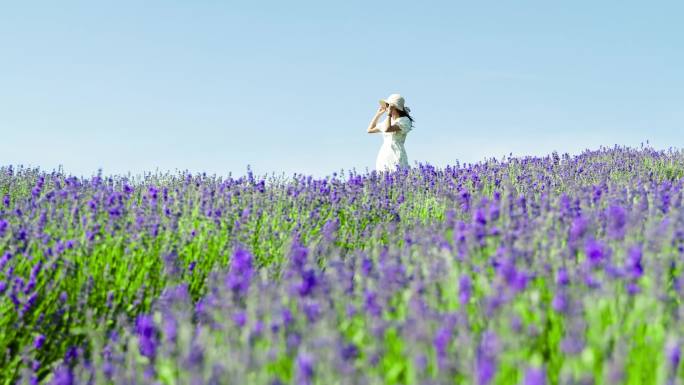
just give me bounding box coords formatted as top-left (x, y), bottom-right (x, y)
top-left (394, 116), bottom-right (411, 125)
top-left (397, 116), bottom-right (412, 129)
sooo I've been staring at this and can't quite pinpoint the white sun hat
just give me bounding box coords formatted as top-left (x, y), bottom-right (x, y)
top-left (379, 93), bottom-right (411, 112)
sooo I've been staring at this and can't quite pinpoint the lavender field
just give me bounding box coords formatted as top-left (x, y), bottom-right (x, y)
top-left (3, 146), bottom-right (684, 384)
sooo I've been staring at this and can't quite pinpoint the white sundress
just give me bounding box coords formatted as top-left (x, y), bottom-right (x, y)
top-left (375, 116), bottom-right (413, 172)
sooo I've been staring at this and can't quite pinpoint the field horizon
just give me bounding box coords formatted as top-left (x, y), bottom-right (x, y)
top-left (4, 142), bottom-right (673, 181)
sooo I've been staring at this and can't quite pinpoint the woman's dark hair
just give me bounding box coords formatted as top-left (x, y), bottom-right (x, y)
top-left (397, 108), bottom-right (414, 123)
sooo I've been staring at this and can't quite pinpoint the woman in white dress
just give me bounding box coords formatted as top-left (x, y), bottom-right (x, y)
top-left (366, 93), bottom-right (414, 172)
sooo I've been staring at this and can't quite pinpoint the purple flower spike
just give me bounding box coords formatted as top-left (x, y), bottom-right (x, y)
top-left (626, 282), bottom-right (640, 295)
top-left (476, 331), bottom-right (499, 385)
top-left (33, 334), bottom-right (46, 350)
top-left (296, 351), bottom-right (315, 385)
top-left (297, 269), bottom-right (318, 297)
top-left (341, 343), bottom-right (359, 361)
top-left (556, 267), bottom-right (570, 286)
top-left (186, 343), bottom-right (205, 368)
top-left (625, 245), bottom-right (644, 279)
top-left (434, 325), bottom-right (452, 365)
top-left (49, 366), bottom-right (73, 385)
top-left (281, 308), bottom-right (294, 328)
top-left (552, 291), bottom-right (568, 313)
top-left (163, 317), bottom-right (178, 343)
top-left (321, 218), bottom-right (339, 241)
top-left (569, 216), bottom-right (589, 244)
top-left (361, 257), bottom-right (373, 277)
top-left (0, 252), bottom-right (11, 271)
top-left (364, 290), bottom-right (382, 317)
top-left (585, 239), bottom-right (608, 266)
top-left (606, 204), bottom-right (627, 240)
top-left (667, 341), bottom-right (681, 370)
top-left (233, 311), bottom-right (247, 328)
top-left (560, 334), bottom-right (585, 355)
top-left (459, 275), bottom-right (472, 305)
top-left (303, 301), bottom-right (321, 323)
top-left (289, 237), bottom-right (309, 271)
top-left (0, 219), bottom-right (8, 237)
top-left (523, 366), bottom-right (546, 385)
top-left (135, 314), bottom-right (157, 359)
top-left (225, 248), bottom-right (254, 297)
top-left (511, 271), bottom-right (529, 292)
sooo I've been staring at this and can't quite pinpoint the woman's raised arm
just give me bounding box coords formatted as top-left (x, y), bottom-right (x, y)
top-left (367, 105), bottom-right (386, 134)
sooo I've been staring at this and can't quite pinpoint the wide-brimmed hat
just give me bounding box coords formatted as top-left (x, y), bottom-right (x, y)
top-left (379, 93), bottom-right (411, 112)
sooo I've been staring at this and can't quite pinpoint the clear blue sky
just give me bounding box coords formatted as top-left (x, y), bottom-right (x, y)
top-left (1, 1), bottom-right (683, 178)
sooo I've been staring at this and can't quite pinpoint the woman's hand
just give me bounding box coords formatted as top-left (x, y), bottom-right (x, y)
top-left (368, 103), bottom-right (389, 133)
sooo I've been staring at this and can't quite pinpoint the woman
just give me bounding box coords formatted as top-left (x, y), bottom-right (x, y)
top-left (366, 93), bottom-right (414, 172)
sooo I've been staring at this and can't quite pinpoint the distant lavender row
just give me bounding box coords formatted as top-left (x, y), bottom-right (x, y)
top-left (2, 145), bottom-right (684, 384)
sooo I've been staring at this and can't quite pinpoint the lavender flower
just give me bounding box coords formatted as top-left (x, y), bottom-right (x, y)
top-left (364, 290), bottom-right (382, 317)
top-left (340, 343), bottom-right (359, 361)
top-left (232, 311), bottom-right (247, 328)
top-left (135, 314), bottom-right (157, 359)
top-left (225, 248), bottom-right (254, 297)
top-left (667, 341), bottom-right (681, 370)
top-left (625, 245), bottom-right (644, 279)
top-left (302, 301), bottom-right (321, 323)
top-left (585, 239), bottom-right (609, 266)
top-left (522, 366), bottom-right (546, 385)
top-left (49, 366), bottom-right (73, 385)
top-left (33, 334), bottom-right (46, 350)
top-left (297, 269), bottom-right (318, 297)
top-left (476, 331), bottom-right (499, 385)
top-left (552, 291), bottom-right (568, 313)
top-left (606, 204), bottom-right (627, 240)
top-left (295, 351), bottom-right (315, 385)
top-left (459, 274), bottom-right (472, 305)
top-left (433, 325), bottom-right (452, 366)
